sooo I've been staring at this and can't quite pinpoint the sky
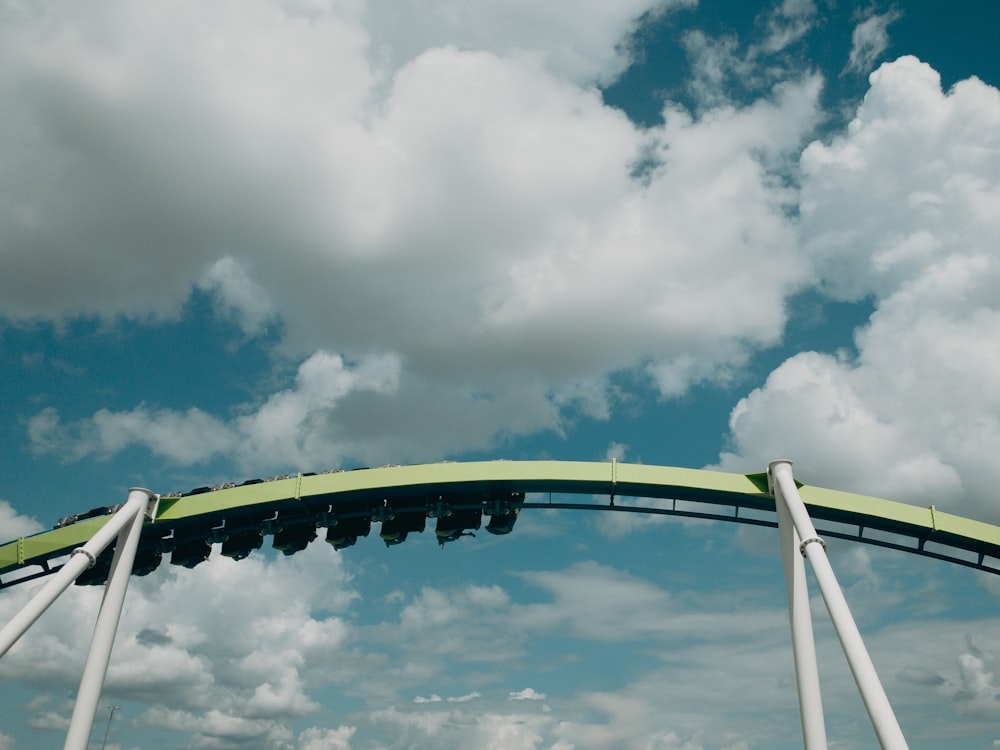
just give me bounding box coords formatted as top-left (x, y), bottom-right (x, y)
top-left (1, 0), bottom-right (999, 747)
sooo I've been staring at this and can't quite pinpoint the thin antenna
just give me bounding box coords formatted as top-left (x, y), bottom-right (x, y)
top-left (101, 705), bottom-right (120, 750)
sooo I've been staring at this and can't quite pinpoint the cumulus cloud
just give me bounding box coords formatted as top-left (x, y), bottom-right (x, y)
top-left (0, 542), bottom-right (357, 748)
top-left (512, 561), bottom-right (674, 641)
top-left (941, 634), bottom-right (1000, 720)
top-left (27, 350), bottom-right (401, 471)
top-left (5, 527), bottom-right (991, 748)
top-left (354, 581), bottom-right (809, 749)
top-left (800, 57), bottom-right (999, 301)
top-left (136, 706), bottom-right (294, 746)
top-left (366, 704), bottom-right (560, 750)
top-left (2, 3), bottom-right (999, 749)
top-left (363, 0), bottom-right (694, 86)
top-left (29, 404), bottom-right (237, 466)
top-left (0, 500), bottom-right (43, 539)
top-left (0, 1), bottom-right (373, 323)
top-left (859, 617), bottom-right (1000, 739)
top-left (361, 583), bottom-right (521, 690)
top-left (26, 712), bottom-right (69, 731)
top-left (298, 725), bottom-right (356, 750)
top-left (716, 57), bottom-right (1000, 521)
top-left (365, 697), bottom-right (753, 750)
top-left (507, 560), bottom-right (791, 649)
top-left (355, 559), bottom-right (793, 719)
top-left (2, 0), bottom-right (828, 469)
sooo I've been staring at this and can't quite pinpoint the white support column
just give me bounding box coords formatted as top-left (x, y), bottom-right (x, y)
top-left (770, 461), bottom-right (908, 750)
top-left (0, 491), bottom-right (152, 659)
top-left (63, 488), bottom-right (154, 750)
top-left (774, 464), bottom-right (828, 750)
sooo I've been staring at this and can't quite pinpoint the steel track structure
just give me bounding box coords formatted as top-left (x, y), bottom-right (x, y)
top-left (2, 459), bottom-right (1000, 750)
top-left (3, 460), bottom-right (1000, 586)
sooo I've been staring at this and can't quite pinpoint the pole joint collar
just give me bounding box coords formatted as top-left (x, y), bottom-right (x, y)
top-left (71, 548), bottom-right (97, 569)
top-left (799, 536), bottom-right (826, 556)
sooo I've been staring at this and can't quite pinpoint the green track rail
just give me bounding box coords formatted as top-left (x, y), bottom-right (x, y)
top-left (2, 460), bottom-right (999, 588)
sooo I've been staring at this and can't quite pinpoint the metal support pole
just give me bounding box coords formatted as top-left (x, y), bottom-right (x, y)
top-left (774, 469), bottom-right (828, 750)
top-left (0, 491), bottom-right (151, 659)
top-left (64, 488), bottom-right (153, 750)
top-left (770, 461), bottom-right (908, 750)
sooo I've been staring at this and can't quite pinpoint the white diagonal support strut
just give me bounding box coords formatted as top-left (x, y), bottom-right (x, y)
top-left (0, 490), bottom-right (153, 659)
top-left (769, 460), bottom-right (908, 750)
top-left (775, 476), bottom-right (828, 750)
top-left (63, 488), bottom-right (154, 750)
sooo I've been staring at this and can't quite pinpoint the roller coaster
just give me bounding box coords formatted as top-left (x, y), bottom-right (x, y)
top-left (2, 459), bottom-right (999, 750)
top-left (3, 460), bottom-right (999, 587)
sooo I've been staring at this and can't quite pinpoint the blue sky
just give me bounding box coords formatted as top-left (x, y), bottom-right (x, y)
top-left (1, 0), bottom-right (999, 748)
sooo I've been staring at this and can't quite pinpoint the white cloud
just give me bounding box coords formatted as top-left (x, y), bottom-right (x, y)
top-left (800, 56), bottom-right (1000, 301)
top-left (27, 350), bottom-right (401, 471)
top-left (717, 57), bottom-right (1000, 521)
top-left (198, 256), bottom-right (276, 336)
top-left (366, 705), bottom-right (452, 738)
top-left (845, 9), bottom-right (902, 75)
top-left (245, 673), bottom-right (321, 719)
top-left (682, 31), bottom-right (748, 109)
top-left (365, 698), bottom-right (749, 750)
top-left (714, 350), bottom-right (966, 504)
top-left (759, 0), bottom-right (817, 54)
top-left (298, 725), bottom-right (356, 750)
top-left (362, 584), bottom-right (521, 690)
top-left (366, 704), bottom-right (557, 750)
top-left (28, 404), bottom-right (237, 466)
top-left (347, 583), bottom-right (1000, 748)
top-left (399, 584), bottom-right (511, 632)
top-left (511, 561), bottom-right (672, 642)
top-left (413, 691), bottom-right (481, 704)
top-left (592, 496), bottom-right (677, 538)
top-left (0, 542), bottom-right (357, 748)
top-left (858, 618), bottom-right (1000, 737)
top-left (351, 602), bottom-right (1000, 747)
top-left (0, 500), bottom-right (43, 539)
top-left (135, 706), bottom-right (294, 746)
top-left (682, 1), bottom-right (817, 108)
top-left (362, 0), bottom-right (692, 86)
top-left (0, 0), bottom-right (374, 323)
top-left (448, 691), bottom-right (482, 703)
top-left (4, 523), bottom-right (994, 748)
top-left (509, 687), bottom-right (546, 701)
top-left (26, 712), bottom-right (69, 731)
top-left (1, 5), bottom-right (998, 750)
top-left (604, 442), bottom-right (629, 463)
top-left (955, 636), bottom-right (1000, 719)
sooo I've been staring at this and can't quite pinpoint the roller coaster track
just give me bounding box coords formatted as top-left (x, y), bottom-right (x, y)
top-left (3, 460), bottom-right (1000, 589)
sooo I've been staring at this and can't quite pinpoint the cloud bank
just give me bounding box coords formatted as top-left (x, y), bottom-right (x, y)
top-left (3, 3), bottom-right (998, 518)
top-left (3, 0), bottom-right (828, 472)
